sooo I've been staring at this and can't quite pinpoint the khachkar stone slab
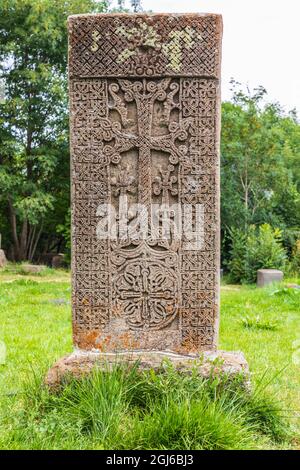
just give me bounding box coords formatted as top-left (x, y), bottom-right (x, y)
top-left (70, 12), bottom-right (222, 352)
top-left (46, 13), bottom-right (249, 387)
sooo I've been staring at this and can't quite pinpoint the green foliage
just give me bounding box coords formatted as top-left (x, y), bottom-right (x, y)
top-left (0, 0), bottom-right (108, 260)
top-left (0, 270), bottom-right (299, 449)
top-left (270, 286), bottom-right (300, 307)
top-left (221, 82), bottom-right (300, 268)
top-left (241, 315), bottom-right (279, 331)
top-left (246, 225), bottom-right (287, 278)
top-left (225, 227), bottom-right (248, 283)
top-left (1, 365), bottom-right (292, 450)
top-left (56, 209), bottom-right (71, 264)
top-left (227, 224), bottom-right (287, 283)
top-left (290, 240), bottom-right (300, 275)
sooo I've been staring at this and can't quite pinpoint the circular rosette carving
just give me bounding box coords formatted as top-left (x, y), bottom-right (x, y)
top-left (113, 259), bottom-right (178, 329)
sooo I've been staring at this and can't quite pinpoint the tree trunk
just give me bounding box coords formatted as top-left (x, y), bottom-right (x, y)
top-left (19, 218), bottom-right (28, 260)
top-left (27, 225), bottom-right (36, 261)
top-left (8, 198), bottom-right (20, 261)
top-left (29, 223), bottom-right (43, 261)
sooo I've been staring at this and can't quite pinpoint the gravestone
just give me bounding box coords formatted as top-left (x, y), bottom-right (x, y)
top-left (257, 269), bottom-right (283, 287)
top-left (0, 250), bottom-right (7, 269)
top-left (0, 233), bottom-right (7, 269)
top-left (21, 264), bottom-right (46, 274)
top-left (46, 13), bottom-right (249, 387)
top-left (52, 254), bottom-right (67, 269)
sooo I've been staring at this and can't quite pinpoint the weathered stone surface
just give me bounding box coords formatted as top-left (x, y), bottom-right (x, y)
top-left (69, 13), bottom-right (222, 353)
top-left (0, 249), bottom-right (7, 269)
top-left (257, 269), bottom-right (283, 287)
top-left (46, 14), bottom-right (250, 390)
top-left (45, 349), bottom-right (250, 390)
top-left (68, 13), bottom-right (222, 79)
top-left (21, 264), bottom-right (46, 274)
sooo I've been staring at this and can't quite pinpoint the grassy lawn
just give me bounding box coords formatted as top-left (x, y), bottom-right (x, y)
top-left (0, 266), bottom-right (299, 449)
top-left (220, 282), bottom-right (300, 415)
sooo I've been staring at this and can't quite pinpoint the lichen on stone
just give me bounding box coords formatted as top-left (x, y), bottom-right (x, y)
top-left (115, 22), bottom-right (161, 64)
top-left (162, 27), bottom-right (202, 72)
top-left (114, 21), bottom-right (202, 72)
top-left (91, 30), bottom-right (101, 52)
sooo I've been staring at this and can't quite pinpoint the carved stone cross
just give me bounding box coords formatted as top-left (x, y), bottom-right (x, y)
top-left (46, 14), bottom-right (250, 389)
top-left (68, 13), bottom-right (223, 352)
top-left (105, 78), bottom-right (184, 214)
top-left (153, 164), bottom-right (178, 205)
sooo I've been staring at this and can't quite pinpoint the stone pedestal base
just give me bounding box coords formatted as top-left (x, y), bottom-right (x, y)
top-left (0, 249), bottom-right (7, 269)
top-left (45, 349), bottom-right (250, 390)
top-left (21, 264), bottom-right (46, 274)
top-left (257, 269), bottom-right (283, 287)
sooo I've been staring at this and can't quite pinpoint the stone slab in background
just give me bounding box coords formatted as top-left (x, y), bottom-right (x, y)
top-left (257, 269), bottom-right (283, 287)
top-left (39, 253), bottom-right (57, 267)
top-left (0, 249), bottom-right (7, 269)
top-left (21, 264), bottom-right (47, 274)
top-left (45, 349), bottom-right (250, 390)
top-left (52, 254), bottom-right (67, 269)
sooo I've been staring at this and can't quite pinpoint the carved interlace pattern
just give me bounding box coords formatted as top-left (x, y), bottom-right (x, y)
top-left (69, 14), bottom-right (222, 79)
top-left (70, 14), bottom-right (221, 351)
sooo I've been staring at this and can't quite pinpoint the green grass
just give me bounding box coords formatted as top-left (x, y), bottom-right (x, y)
top-left (0, 266), bottom-right (299, 449)
top-left (240, 315), bottom-right (280, 331)
top-left (220, 280), bottom-right (300, 420)
top-left (0, 364), bottom-right (293, 450)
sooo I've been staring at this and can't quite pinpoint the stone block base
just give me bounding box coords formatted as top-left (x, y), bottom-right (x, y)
top-left (0, 249), bottom-right (7, 269)
top-left (45, 350), bottom-right (250, 390)
top-left (21, 264), bottom-right (46, 274)
top-left (257, 269), bottom-right (283, 287)
top-left (52, 254), bottom-right (67, 269)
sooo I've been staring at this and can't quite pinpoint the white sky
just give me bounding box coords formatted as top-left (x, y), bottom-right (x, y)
top-left (110, 0), bottom-right (300, 115)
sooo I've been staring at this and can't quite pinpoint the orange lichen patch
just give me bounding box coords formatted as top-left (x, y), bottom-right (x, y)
top-left (179, 339), bottom-right (199, 354)
top-left (73, 326), bottom-right (144, 353)
top-left (118, 332), bottom-right (140, 350)
top-left (73, 328), bottom-right (101, 350)
top-left (96, 335), bottom-right (113, 352)
top-left (96, 332), bottom-right (141, 352)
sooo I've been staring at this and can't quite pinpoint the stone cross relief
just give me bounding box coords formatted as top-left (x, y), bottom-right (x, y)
top-left (69, 14), bottom-right (221, 353)
top-left (105, 78), bottom-right (184, 237)
top-left (104, 78), bottom-right (184, 329)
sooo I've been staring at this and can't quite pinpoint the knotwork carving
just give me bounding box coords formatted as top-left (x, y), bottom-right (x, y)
top-left (70, 13), bottom-right (221, 351)
top-left (68, 14), bottom-right (222, 79)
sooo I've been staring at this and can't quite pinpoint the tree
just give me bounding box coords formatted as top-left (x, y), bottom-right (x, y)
top-left (0, 0), bottom-right (108, 261)
top-left (131, 0), bottom-right (143, 13)
top-left (221, 82), bottom-right (300, 230)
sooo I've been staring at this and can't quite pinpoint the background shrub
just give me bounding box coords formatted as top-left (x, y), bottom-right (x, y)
top-left (227, 224), bottom-right (287, 283)
top-left (290, 240), bottom-right (300, 275)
